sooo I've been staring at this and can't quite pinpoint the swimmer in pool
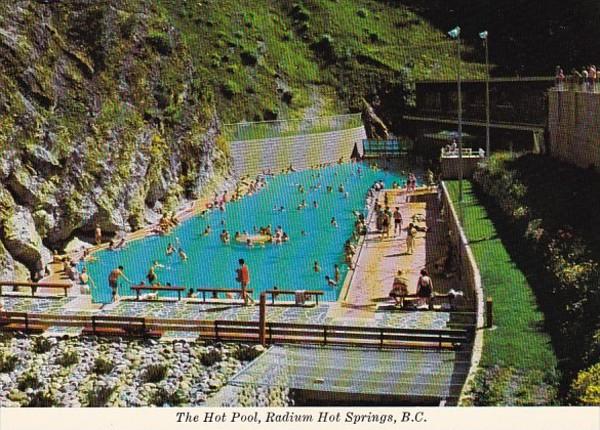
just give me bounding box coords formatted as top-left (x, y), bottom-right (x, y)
top-left (331, 217), bottom-right (338, 228)
top-left (203, 225), bottom-right (211, 236)
top-left (314, 261), bottom-right (321, 272)
top-left (313, 200), bottom-right (318, 209)
top-left (178, 248), bottom-right (188, 261)
top-left (166, 243), bottom-right (175, 256)
top-left (325, 275), bottom-right (338, 287)
top-left (220, 229), bottom-right (230, 244)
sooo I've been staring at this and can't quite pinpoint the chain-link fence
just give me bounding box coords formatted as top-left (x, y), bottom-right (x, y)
top-left (222, 113), bottom-right (363, 142)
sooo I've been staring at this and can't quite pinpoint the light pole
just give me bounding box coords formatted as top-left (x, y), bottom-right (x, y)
top-left (480, 30), bottom-right (490, 159)
top-left (448, 26), bottom-right (463, 203)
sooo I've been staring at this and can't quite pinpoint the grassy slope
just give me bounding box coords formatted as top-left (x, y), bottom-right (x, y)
top-left (446, 181), bottom-right (556, 371)
top-left (159, 0), bottom-right (485, 123)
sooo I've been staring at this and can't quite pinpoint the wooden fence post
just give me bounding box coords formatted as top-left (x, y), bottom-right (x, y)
top-left (259, 293), bottom-right (266, 346)
top-left (486, 297), bottom-right (493, 328)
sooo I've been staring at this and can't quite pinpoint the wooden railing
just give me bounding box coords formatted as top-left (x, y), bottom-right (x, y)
top-left (0, 281), bottom-right (72, 297)
top-left (0, 311), bottom-right (473, 349)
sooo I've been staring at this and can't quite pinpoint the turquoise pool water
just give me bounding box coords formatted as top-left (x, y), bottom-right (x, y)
top-left (84, 163), bottom-right (406, 303)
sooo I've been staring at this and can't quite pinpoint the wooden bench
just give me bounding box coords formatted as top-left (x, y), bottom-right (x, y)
top-left (0, 281), bottom-right (71, 297)
top-left (0, 311), bottom-right (30, 331)
top-left (264, 289), bottom-right (324, 306)
top-left (398, 293), bottom-right (461, 310)
top-left (130, 284), bottom-right (185, 301)
top-left (193, 288), bottom-right (254, 303)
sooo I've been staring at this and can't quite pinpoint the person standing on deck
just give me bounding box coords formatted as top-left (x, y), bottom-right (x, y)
top-left (405, 223), bottom-right (417, 255)
top-left (416, 269), bottom-right (434, 308)
top-left (236, 258), bottom-right (255, 306)
top-left (95, 224), bottom-right (102, 245)
top-left (393, 207), bottom-right (403, 236)
top-left (108, 265), bottom-right (131, 303)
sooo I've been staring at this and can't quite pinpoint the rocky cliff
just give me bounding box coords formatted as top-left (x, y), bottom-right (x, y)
top-left (0, 1), bottom-right (229, 280)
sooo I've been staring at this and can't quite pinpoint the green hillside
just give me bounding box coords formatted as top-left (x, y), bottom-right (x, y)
top-left (160, 0), bottom-right (485, 124)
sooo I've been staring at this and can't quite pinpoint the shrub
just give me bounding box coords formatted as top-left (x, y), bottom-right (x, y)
top-left (200, 349), bottom-right (222, 367)
top-left (18, 372), bottom-right (41, 391)
top-left (33, 337), bottom-right (53, 354)
top-left (144, 363), bottom-right (169, 383)
top-left (146, 30), bottom-right (172, 55)
top-left (291, 3), bottom-right (310, 22)
top-left (232, 345), bottom-right (262, 362)
top-left (93, 356), bottom-right (114, 375)
top-left (570, 362), bottom-right (600, 405)
top-left (55, 350), bottom-right (79, 367)
top-left (240, 50), bottom-right (259, 66)
top-left (86, 384), bottom-right (116, 407)
top-left (150, 387), bottom-right (187, 406)
top-left (368, 31), bottom-right (381, 43)
top-left (221, 80), bottom-right (241, 99)
top-left (0, 351), bottom-right (18, 373)
top-left (357, 8), bottom-right (368, 18)
top-left (28, 391), bottom-right (57, 407)
top-left (312, 34), bottom-right (336, 61)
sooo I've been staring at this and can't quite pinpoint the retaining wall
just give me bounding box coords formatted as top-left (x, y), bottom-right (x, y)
top-left (440, 182), bottom-right (485, 404)
top-left (228, 127), bottom-right (366, 177)
top-left (548, 90), bottom-right (600, 169)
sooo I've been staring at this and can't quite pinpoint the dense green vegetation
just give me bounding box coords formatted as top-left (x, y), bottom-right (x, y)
top-left (469, 153), bottom-right (600, 404)
top-left (159, 0), bottom-right (485, 125)
top-left (446, 180), bottom-right (558, 405)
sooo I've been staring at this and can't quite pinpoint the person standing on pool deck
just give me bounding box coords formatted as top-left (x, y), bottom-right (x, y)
top-left (108, 265), bottom-right (131, 303)
top-left (95, 224), bottom-right (102, 245)
top-left (393, 207), bottom-right (403, 236)
top-left (236, 259), bottom-right (255, 306)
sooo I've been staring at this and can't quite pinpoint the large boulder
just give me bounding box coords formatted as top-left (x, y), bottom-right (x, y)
top-left (0, 239), bottom-right (30, 281)
top-left (6, 164), bottom-right (58, 208)
top-left (2, 204), bottom-right (46, 271)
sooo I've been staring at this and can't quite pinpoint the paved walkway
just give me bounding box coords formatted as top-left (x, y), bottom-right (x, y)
top-left (327, 187), bottom-right (457, 324)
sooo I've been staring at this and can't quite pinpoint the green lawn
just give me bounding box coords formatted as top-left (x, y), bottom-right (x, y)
top-left (445, 181), bottom-right (557, 372)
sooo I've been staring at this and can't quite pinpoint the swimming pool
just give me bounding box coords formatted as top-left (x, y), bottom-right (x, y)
top-left (84, 163), bottom-right (407, 303)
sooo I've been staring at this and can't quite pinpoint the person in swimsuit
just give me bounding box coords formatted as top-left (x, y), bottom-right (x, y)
top-left (108, 266), bottom-right (131, 302)
top-left (146, 266), bottom-right (158, 285)
top-left (389, 270), bottom-right (409, 306)
top-left (236, 259), bottom-right (255, 305)
top-left (416, 269), bottom-right (434, 308)
top-left (334, 264), bottom-right (341, 283)
top-left (393, 207), bottom-right (403, 236)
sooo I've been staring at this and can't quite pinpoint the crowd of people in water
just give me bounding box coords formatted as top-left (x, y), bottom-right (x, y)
top-left (53, 159), bottom-right (452, 309)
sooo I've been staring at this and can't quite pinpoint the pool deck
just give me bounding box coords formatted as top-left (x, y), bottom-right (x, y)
top-left (328, 187), bottom-right (458, 323)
